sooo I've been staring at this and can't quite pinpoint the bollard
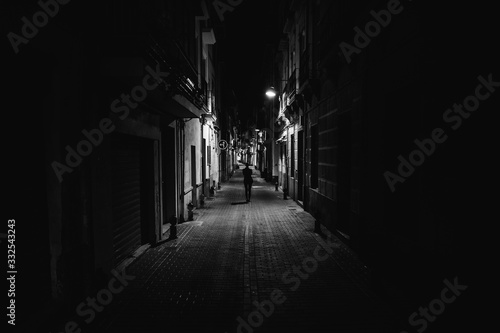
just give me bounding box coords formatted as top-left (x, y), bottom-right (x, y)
top-left (283, 188), bottom-right (288, 200)
top-left (187, 202), bottom-right (194, 221)
top-left (168, 216), bottom-right (178, 240)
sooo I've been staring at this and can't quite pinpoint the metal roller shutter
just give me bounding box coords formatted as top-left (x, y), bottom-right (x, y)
top-left (111, 136), bottom-right (142, 265)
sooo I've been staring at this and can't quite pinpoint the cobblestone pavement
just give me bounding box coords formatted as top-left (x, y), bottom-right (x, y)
top-left (87, 165), bottom-right (399, 333)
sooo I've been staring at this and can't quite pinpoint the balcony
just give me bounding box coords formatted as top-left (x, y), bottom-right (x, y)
top-left (147, 36), bottom-right (209, 113)
top-left (284, 69), bottom-right (296, 106)
top-left (299, 49), bottom-right (311, 87)
top-left (200, 79), bottom-right (208, 107)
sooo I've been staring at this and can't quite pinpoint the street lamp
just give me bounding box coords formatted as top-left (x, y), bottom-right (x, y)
top-left (264, 86), bottom-right (279, 187)
top-left (265, 86), bottom-right (277, 98)
top-left (265, 84), bottom-right (289, 199)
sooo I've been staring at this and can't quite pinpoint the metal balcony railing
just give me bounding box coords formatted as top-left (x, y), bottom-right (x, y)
top-left (200, 79), bottom-right (208, 107)
top-left (147, 36), bottom-right (209, 112)
top-left (284, 69), bottom-right (296, 105)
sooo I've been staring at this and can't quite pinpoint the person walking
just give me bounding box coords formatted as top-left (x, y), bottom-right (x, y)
top-left (242, 163), bottom-right (253, 202)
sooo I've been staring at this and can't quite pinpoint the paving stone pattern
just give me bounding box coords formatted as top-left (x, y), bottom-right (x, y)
top-left (88, 166), bottom-right (399, 333)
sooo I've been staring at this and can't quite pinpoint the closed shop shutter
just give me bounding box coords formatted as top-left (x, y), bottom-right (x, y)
top-left (111, 136), bottom-right (142, 265)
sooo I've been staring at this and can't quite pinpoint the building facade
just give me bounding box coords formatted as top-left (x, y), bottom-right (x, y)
top-left (6, 0), bottom-right (230, 323)
top-left (265, 0), bottom-right (473, 301)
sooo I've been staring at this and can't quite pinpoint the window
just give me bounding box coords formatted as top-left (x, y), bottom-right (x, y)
top-left (310, 125), bottom-right (318, 188)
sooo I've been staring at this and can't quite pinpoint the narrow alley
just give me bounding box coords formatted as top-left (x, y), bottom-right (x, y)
top-left (3, 0), bottom-right (494, 332)
top-left (84, 165), bottom-right (397, 333)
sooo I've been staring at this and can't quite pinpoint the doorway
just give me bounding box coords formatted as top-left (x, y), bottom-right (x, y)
top-left (298, 130), bottom-right (304, 202)
top-left (191, 145), bottom-right (197, 206)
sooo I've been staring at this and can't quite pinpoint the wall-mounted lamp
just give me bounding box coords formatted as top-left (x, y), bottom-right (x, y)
top-left (265, 87), bottom-right (277, 98)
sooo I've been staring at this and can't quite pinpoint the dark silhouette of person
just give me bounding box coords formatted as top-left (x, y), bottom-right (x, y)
top-left (242, 163), bottom-right (253, 202)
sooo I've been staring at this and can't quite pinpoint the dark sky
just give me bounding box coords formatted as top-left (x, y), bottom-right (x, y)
top-left (0, 0), bottom-right (282, 126)
top-left (218, 0), bottom-right (282, 123)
